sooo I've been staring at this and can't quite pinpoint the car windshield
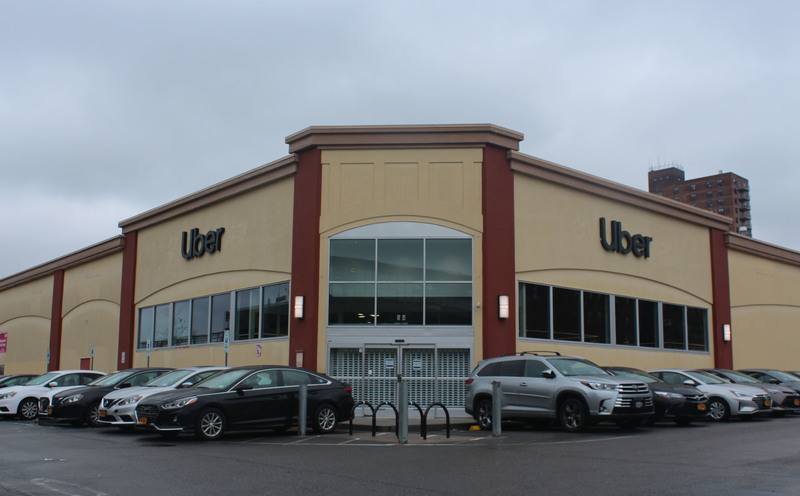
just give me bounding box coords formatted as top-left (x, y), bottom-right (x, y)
top-left (685, 370), bottom-right (726, 384)
top-left (23, 372), bottom-right (59, 386)
top-left (195, 369), bottom-right (253, 389)
top-left (609, 368), bottom-right (659, 383)
top-left (549, 358), bottom-right (609, 377)
top-left (143, 369), bottom-right (196, 387)
top-left (721, 370), bottom-right (758, 383)
top-left (769, 370), bottom-right (800, 382)
top-left (88, 370), bottom-right (137, 387)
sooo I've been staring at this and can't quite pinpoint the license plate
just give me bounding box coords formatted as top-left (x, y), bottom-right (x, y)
top-left (698, 404), bottom-right (707, 411)
top-left (634, 401), bottom-right (644, 409)
top-left (99, 410), bottom-right (106, 418)
top-left (47, 407), bottom-right (53, 415)
top-left (138, 417), bottom-right (148, 425)
top-left (794, 399), bottom-right (800, 406)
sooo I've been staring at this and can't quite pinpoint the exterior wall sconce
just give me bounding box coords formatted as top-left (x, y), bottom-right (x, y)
top-left (498, 295), bottom-right (509, 319)
top-left (294, 296), bottom-right (304, 319)
top-left (723, 324), bottom-right (731, 342)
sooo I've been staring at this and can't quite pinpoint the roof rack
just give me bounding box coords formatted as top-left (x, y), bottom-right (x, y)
top-left (501, 351), bottom-right (561, 357)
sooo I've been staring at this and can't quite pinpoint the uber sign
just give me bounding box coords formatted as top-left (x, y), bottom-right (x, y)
top-left (181, 227), bottom-right (225, 260)
top-left (599, 218), bottom-right (653, 259)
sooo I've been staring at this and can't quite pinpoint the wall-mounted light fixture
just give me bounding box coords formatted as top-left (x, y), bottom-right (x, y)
top-left (294, 296), bottom-right (304, 319)
top-left (723, 324), bottom-right (731, 342)
top-left (498, 295), bottom-right (509, 319)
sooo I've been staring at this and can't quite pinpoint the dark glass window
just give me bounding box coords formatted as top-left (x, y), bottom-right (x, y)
top-left (330, 239), bottom-right (375, 281)
top-left (426, 283), bottom-right (472, 325)
top-left (191, 297), bottom-right (209, 344)
top-left (663, 303), bottom-right (686, 349)
top-left (172, 300), bottom-right (190, 346)
top-left (138, 307), bottom-right (155, 349)
top-left (262, 282), bottom-right (289, 338)
top-left (329, 283), bottom-right (374, 324)
top-left (210, 293), bottom-right (230, 343)
top-left (497, 360), bottom-right (524, 377)
top-left (524, 360), bottom-right (548, 377)
top-left (426, 239), bottom-right (472, 281)
top-left (687, 307), bottom-right (708, 351)
top-left (377, 283), bottom-right (423, 325)
top-left (553, 288), bottom-right (581, 341)
top-left (378, 239), bottom-right (423, 281)
top-left (519, 283), bottom-right (550, 339)
top-left (153, 304), bottom-right (170, 348)
top-left (583, 292), bottom-right (610, 343)
top-left (615, 296), bottom-right (637, 346)
top-left (638, 300), bottom-right (659, 347)
top-left (235, 288), bottom-right (260, 341)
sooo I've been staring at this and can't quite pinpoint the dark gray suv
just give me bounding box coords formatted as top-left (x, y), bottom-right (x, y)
top-left (464, 352), bottom-right (654, 432)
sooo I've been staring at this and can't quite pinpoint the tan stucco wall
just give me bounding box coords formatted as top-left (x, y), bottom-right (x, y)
top-left (132, 177), bottom-right (295, 367)
top-left (0, 276), bottom-right (53, 374)
top-left (318, 148), bottom-right (485, 370)
top-left (728, 250), bottom-right (800, 368)
top-left (514, 175), bottom-right (714, 368)
top-left (133, 339), bottom-right (289, 369)
top-left (60, 253), bottom-right (123, 373)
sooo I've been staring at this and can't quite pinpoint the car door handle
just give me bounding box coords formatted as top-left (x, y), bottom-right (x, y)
top-left (519, 382), bottom-right (528, 387)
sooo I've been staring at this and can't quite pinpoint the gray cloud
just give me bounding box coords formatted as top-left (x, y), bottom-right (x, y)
top-left (2, 0), bottom-right (798, 278)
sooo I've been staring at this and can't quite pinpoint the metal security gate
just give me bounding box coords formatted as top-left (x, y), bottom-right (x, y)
top-left (329, 346), bottom-right (470, 409)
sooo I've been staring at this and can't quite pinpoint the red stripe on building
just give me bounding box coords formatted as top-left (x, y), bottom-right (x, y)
top-left (48, 269), bottom-right (65, 371)
top-left (117, 232), bottom-right (138, 370)
top-left (482, 145), bottom-right (517, 358)
top-left (710, 228), bottom-right (733, 368)
top-left (289, 147), bottom-right (323, 371)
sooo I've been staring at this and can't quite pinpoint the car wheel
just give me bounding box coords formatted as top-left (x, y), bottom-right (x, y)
top-left (475, 398), bottom-right (493, 431)
top-left (707, 397), bottom-right (730, 422)
top-left (312, 404), bottom-right (338, 434)
top-left (86, 402), bottom-right (102, 427)
top-left (196, 408), bottom-right (226, 440)
top-left (559, 397), bottom-right (588, 433)
top-left (17, 398), bottom-right (38, 420)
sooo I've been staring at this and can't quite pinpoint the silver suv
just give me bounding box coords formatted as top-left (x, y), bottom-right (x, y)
top-left (465, 352), bottom-right (654, 432)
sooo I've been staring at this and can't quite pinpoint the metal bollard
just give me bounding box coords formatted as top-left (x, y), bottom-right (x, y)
top-left (298, 384), bottom-right (307, 436)
top-left (398, 377), bottom-right (408, 444)
top-left (491, 380), bottom-right (502, 437)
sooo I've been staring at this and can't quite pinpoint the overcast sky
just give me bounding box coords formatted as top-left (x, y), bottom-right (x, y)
top-left (2, 1), bottom-right (798, 279)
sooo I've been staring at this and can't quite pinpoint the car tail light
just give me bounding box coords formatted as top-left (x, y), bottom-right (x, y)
top-left (343, 386), bottom-right (353, 394)
top-left (465, 379), bottom-right (474, 385)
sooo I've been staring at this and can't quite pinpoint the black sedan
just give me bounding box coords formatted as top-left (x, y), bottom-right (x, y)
top-left (43, 368), bottom-right (172, 426)
top-left (135, 365), bottom-right (354, 440)
top-left (605, 366), bottom-right (709, 425)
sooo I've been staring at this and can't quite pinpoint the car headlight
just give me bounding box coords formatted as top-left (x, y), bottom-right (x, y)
top-left (730, 390), bottom-right (753, 399)
top-left (655, 391), bottom-right (683, 400)
top-left (62, 394), bottom-right (84, 404)
top-left (0, 391), bottom-right (17, 400)
top-left (765, 388), bottom-right (781, 394)
top-left (117, 395), bottom-right (143, 406)
top-left (581, 382), bottom-right (619, 391)
top-left (162, 397), bottom-right (197, 410)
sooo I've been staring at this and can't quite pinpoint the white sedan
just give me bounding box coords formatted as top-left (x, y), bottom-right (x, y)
top-left (0, 370), bottom-right (105, 420)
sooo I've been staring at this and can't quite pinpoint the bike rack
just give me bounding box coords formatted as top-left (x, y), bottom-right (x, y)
top-left (348, 399), bottom-right (451, 440)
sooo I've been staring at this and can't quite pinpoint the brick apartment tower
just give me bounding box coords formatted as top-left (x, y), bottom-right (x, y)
top-left (648, 166), bottom-right (752, 237)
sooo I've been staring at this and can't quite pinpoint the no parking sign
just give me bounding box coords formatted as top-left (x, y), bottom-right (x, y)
top-left (256, 342), bottom-right (262, 357)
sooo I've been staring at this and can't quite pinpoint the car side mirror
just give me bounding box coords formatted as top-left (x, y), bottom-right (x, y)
top-left (47, 381), bottom-right (58, 388)
top-left (683, 379), bottom-right (697, 386)
top-left (542, 370), bottom-right (556, 379)
top-left (235, 385), bottom-right (253, 396)
top-left (118, 383), bottom-right (132, 389)
top-left (769, 378), bottom-right (780, 384)
top-left (178, 381), bottom-right (193, 389)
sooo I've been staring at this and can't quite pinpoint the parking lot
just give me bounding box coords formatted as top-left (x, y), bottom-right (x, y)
top-left (2, 415), bottom-right (800, 496)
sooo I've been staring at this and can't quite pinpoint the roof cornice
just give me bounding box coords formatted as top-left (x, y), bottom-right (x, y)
top-left (725, 232), bottom-right (800, 266)
top-left (119, 155), bottom-right (297, 233)
top-left (508, 150), bottom-right (733, 231)
top-left (285, 124), bottom-right (524, 154)
top-left (0, 236), bottom-right (125, 291)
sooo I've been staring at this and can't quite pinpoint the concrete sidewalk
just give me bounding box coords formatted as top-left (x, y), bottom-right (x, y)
top-left (348, 411), bottom-right (477, 433)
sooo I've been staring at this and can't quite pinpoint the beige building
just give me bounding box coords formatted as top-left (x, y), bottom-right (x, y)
top-left (1, 124), bottom-right (799, 410)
